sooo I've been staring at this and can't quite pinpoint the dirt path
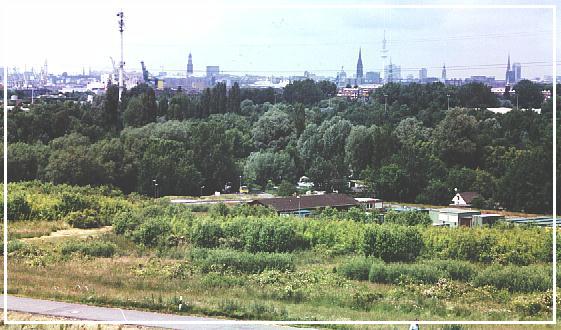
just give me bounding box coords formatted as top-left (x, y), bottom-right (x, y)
top-left (20, 226), bottom-right (113, 243)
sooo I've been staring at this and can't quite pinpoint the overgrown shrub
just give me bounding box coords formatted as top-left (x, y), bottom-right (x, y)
top-left (338, 256), bottom-right (373, 281)
top-left (56, 192), bottom-right (92, 215)
top-left (241, 219), bottom-right (307, 253)
top-left (191, 220), bottom-right (224, 248)
top-left (361, 224), bottom-right (423, 262)
top-left (384, 210), bottom-right (431, 226)
top-left (133, 217), bottom-right (172, 247)
top-left (61, 241), bottom-right (116, 257)
top-left (6, 193), bottom-right (32, 221)
top-left (190, 248), bottom-right (294, 274)
top-left (422, 226), bottom-right (550, 264)
top-left (423, 259), bottom-right (477, 281)
top-left (368, 261), bottom-right (444, 284)
top-left (472, 264), bottom-right (551, 292)
top-left (64, 209), bottom-right (101, 229)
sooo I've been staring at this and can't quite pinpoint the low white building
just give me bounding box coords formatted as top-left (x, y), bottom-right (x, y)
top-left (430, 208), bottom-right (481, 227)
top-left (355, 198), bottom-right (384, 210)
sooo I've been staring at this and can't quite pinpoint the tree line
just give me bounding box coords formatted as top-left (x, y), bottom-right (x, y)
top-left (3, 79), bottom-right (557, 213)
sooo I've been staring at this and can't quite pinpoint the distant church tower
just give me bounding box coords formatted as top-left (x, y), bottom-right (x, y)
top-left (187, 52), bottom-right (193, 76)
top-left (441, 63), bottom-right (447, 82)
top-left (356, 48), bottom-right (363, 84)
top-left (505, 53), bottom-right (514, 85)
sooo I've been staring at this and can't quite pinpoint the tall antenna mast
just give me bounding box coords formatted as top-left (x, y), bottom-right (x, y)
top-left (117, 11), bottom-right (125, 102)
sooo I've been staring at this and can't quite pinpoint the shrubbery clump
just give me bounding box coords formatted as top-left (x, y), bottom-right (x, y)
top-left (337, 256), bottom-right (373, 281)
top-left (368, 261), bottom-right (444, 284)
top-left (61, 241), bottom-right (117, 257)
top-left (190, 248), bottom-right (295, 274)
top-left (384, 211), bottom-right (432, 226)
top-left (472, 264), bottom-right (551, 293)
top-left (64, 209), bottom-right (102, 229)
top-left (5, 193), bottom-right (32, 221)
top-left (361, 224), bottom-right (423, 262)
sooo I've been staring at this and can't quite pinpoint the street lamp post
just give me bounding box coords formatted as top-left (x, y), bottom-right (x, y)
top-left (447, 94), bottom-right (450, 110)
top-left (297, 195), bottom-right (301, 217)
top-left (154, 183), bottom-right (159, 198)
top-left (200, 185), bottom-right (205, 197)
top-left (516, 94), bottom-right (519, 110)
top-left (239, 175), bottom-right (242, 193)
top-left (152, 179), bottom-right (157, 198)
top-left (384, 94), bottom-right (388, 112)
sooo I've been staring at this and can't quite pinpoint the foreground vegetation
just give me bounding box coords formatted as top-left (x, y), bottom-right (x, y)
top-left (3, 182), bottom-right (559, 324)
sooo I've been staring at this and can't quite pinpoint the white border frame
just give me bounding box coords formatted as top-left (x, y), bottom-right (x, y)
top-left (2, 2), bottom-right (557, 326)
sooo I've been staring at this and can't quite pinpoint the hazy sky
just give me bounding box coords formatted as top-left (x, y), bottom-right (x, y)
top-left (2, 0), bottom-right (560, 80)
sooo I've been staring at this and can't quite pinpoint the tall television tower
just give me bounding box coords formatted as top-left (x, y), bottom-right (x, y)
top-left (381, 30), bottom-right (388, 82)
top-left (117, 11), bottom-right (125, 102)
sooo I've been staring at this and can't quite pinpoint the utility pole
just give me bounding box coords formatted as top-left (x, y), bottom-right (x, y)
top-left (384, 94), bottom-right (388, 112)
top-left (117, 11), bottom-right (125, 103)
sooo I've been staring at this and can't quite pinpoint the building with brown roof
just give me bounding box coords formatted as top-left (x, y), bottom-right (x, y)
top-left (248, 193), bottom-right (360, 215)
top-left (451, 191), bottom-right (480, 207)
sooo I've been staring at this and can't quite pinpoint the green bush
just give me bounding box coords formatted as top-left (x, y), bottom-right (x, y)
top-left (191, 220), bottom-right (224, 248)
top-left (190, 248), bottom-right (295, 274)
top-left (368, 261), bottom-right (444, 284)
top-left (56, 192), bottom-right (92, 215)
top-left (384, 210), bottom-right (431, 226)
top-left (361, 224), bottom-right (423, 262)
top-left (338, 256), bottom-right (373, 281)
top-left (188, 204), bottom-right (210, 213)
top-left (61, 241), bottom-right (116, 258)
top-left (422, 226), bottom-right (550, 264)
top-left (241, 219), bottom-right (307, 253)
top-left (112, 211), bottom-right (141, 236)
top-left (423, 259), bottom-right (477, 281)
top-left (133, 217), bottom-right (172, 247)
top-left (6, 193), bottom-right (32, 221)
top-left (64, 209), bottom-right (101, 229)
top-left (472, 264), bottom-right (551, 292)
top-left (209, 203), bottom-right (229, 217)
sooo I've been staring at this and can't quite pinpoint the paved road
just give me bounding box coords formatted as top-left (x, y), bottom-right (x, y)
top-left (1, 295), bottom-right (304, 329)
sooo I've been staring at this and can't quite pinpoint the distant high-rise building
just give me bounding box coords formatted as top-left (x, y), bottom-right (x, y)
top-left (206, 66), bottom-right (219, 77)
top-left (356, 48), bottom-right (363, 84)
top-left (187, 52), bottom-right (193, 76)
top-left (512, 62), bottom-right (521, 82)
top-left (441, 64), bottom-right (447, 82)
top-left (419, 68), bottom-right (427, 81)
top-left (384, 60), bottom-right (401, 82)
top-left (365, 71), bottom-right (380, 83)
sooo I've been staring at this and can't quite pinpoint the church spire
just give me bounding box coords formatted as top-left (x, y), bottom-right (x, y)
top-left (356, 48), bottom-right (363, 84)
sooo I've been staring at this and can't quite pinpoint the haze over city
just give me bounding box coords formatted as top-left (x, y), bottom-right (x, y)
top-left (2, 0), bottom-right (560, 80)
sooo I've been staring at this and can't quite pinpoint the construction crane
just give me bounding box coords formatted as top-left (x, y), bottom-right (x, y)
top-left (140, 61), bottom-right (158, 87)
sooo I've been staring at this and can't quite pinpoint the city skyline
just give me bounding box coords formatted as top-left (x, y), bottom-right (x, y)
top-left (2, 0), bottom-right (560, 80)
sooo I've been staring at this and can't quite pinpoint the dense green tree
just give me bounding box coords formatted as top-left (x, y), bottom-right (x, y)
top-left (228, 82), bottom-right (241, 114)
top-left (456, 82), bottom-right (498, 108)
top-left (244, 151), bottom-right (295, 186)
top-left (252, 107), bottom-right (295, 150)
top-left (513, 80), bottom-right (544, 109)
top-left (283, 79), bottom-right (324, 105)
top-left (432, 109), bottom-right (478, 167)
top-left (8, 142), bottom-right (49, 182)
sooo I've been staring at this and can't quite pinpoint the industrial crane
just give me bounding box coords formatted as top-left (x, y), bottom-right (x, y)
top-left (140, 61), bottom-right (158, 87)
